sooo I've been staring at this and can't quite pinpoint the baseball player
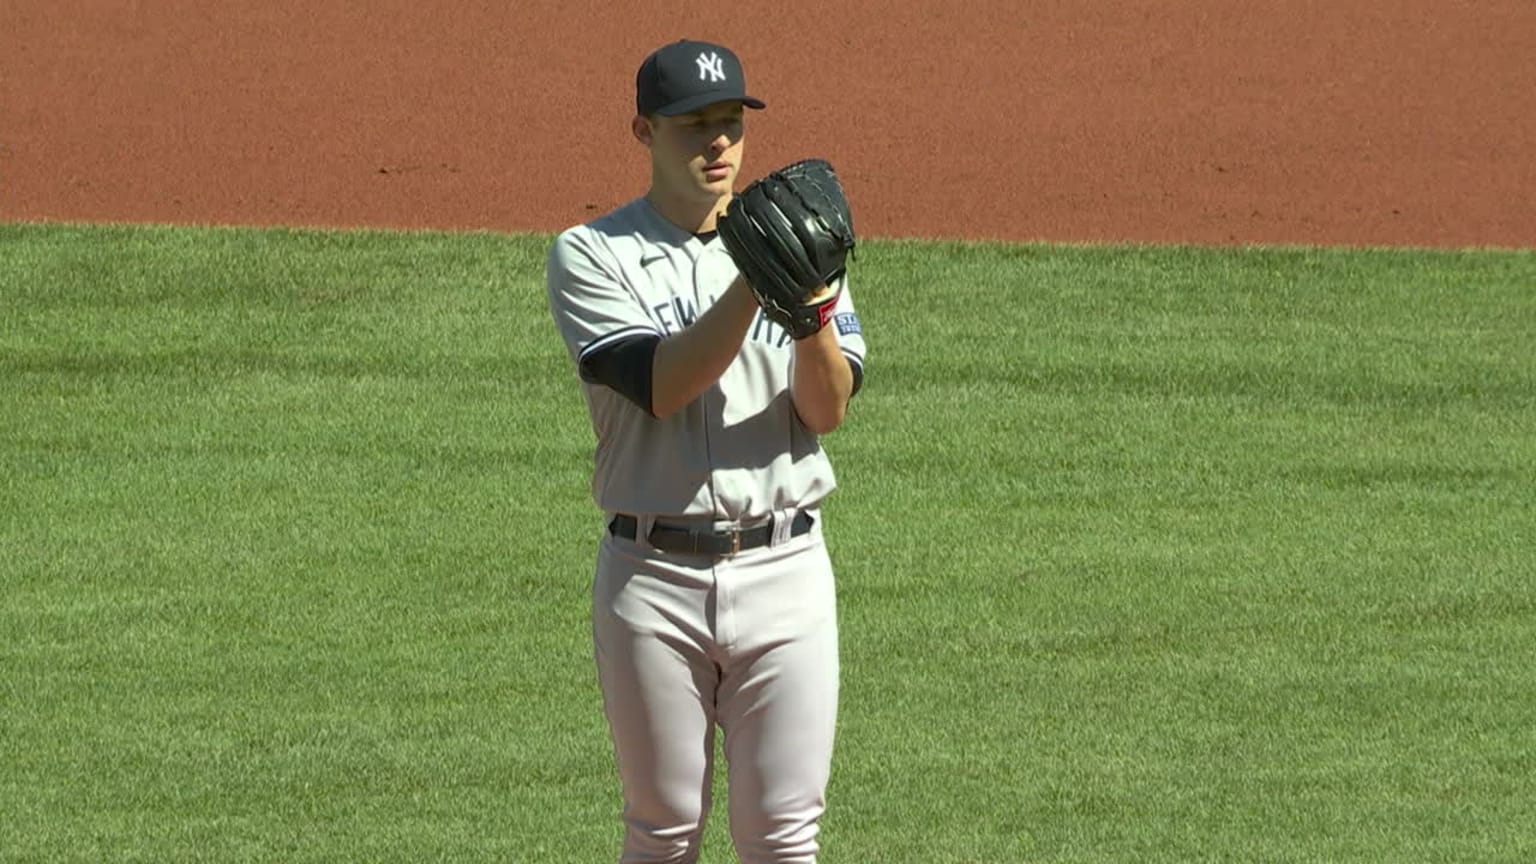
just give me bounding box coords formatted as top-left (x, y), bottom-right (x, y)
top-left (544, 39), bottom-right (867, 864)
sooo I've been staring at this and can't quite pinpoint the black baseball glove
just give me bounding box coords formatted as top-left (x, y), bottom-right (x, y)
top-left (718, 159), bottom-right (856, 340)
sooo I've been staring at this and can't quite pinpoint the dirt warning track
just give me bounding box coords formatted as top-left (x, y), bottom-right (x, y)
top-left (3, 1), bottom-right (1532, 247)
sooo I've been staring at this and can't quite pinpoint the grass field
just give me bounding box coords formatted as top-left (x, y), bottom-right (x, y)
top-left (3, 223), bottom-right (1533, 862)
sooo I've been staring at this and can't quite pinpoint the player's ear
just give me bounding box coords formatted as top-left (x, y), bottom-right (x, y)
top-left (632, 114), bottom-right (654, 147)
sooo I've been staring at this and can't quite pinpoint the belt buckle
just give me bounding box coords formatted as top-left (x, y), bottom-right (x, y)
top-left (727, 526), bottom-right (742, 558)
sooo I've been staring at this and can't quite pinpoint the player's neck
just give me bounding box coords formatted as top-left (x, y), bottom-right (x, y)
top-left (646, 187), bottom-right (729, 235)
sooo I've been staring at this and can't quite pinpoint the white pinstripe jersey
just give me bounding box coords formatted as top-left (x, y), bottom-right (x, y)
top-left (546, 196), bottom-right (868, 520)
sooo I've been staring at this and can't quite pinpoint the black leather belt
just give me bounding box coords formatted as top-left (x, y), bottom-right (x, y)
top-left (608, 511), bottom-right (814, 557)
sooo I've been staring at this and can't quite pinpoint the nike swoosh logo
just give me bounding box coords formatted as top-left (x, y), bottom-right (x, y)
top-left (640, 254), bottom-right (667, 267)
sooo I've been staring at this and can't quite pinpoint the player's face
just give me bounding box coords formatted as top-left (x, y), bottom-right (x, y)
top-left (639, 101), bottom-right (746, 202)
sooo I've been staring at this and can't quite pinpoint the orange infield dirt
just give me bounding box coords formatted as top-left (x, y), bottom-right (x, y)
top-left (3, 1), bottom-right (1533, 248)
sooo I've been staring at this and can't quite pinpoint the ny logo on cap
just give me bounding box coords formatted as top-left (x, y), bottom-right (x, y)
top-left (696, 51), bottom-right (726, 83)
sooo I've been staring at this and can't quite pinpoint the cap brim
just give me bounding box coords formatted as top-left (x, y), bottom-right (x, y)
top-left (654, 94), bottom-right (767, 116)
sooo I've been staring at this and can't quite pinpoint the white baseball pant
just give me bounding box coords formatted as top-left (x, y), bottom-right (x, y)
top-left (592, 511), bottom-right (840, 863)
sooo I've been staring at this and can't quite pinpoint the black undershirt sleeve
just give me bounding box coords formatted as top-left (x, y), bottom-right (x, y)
top-left (846, 355), bottom-right (865, 397)
top-left (581, 333), bottom-right (864, 417)
top-left (579, 334), bottom-right (662, 416)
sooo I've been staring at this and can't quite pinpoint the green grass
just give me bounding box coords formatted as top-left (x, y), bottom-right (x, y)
top-left (3, 223), bottom-right (1533, 862)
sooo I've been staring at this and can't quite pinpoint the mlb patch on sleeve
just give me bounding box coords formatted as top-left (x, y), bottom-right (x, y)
top-left (834, 312), bottom-right (862, 336)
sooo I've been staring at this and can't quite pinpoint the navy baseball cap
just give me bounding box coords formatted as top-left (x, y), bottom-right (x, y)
top-left (636, 40), bottom-right (767, 116)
